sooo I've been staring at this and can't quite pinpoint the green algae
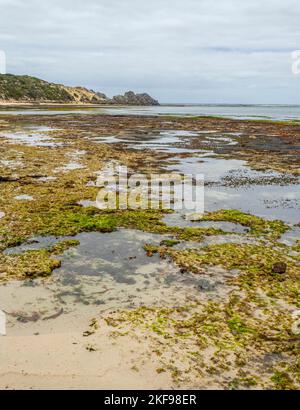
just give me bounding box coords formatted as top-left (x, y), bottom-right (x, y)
top-left (101, 293), bottom-right (300, 389)
top-left (160, 239), bottom-right (180, 247)
top-left (50, 239), bottom-right (80, 254)
top-left (271, 371), bottom-right (294, 390)
top-left (155, 242), bottom-right (300, 304)
top-left (200, 209), bottom-right (288, 239)
top-left (0, 238), bottom-right (79, 281)
top-left (227, 314), bottom-right (254, 336)
top-left (292, 240), bottom-right (300, 255)
top-left (0, 250), bottom-right (61, 281)
top-left (1, 113), bottom-right (300, 389)
top-left (0, 204), bottom-right (294, 283)
top-left (143, 244), bottom-right (159, 256)
top-left (0, 204), bottom-right (226, 254)
top-left (168, 243), bottom-right (298, 276)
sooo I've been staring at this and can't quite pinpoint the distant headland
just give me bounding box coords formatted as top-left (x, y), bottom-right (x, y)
top-left (0, 73), bottom-right (159, 106)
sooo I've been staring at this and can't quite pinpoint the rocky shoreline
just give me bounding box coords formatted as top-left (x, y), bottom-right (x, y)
top-left (0, 73), bottom-right (159, 106)
top-left (0, 111), bottom-right (299, 390)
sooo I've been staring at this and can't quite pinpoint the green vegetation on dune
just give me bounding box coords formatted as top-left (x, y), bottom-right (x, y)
top-left (0, 74), bottom-right (73, 102)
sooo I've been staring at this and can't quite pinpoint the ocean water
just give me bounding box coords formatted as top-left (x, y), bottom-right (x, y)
top-left (0, 104), bottom-right (299, 121)
top-left (97, 104), bottom-right (300, 121)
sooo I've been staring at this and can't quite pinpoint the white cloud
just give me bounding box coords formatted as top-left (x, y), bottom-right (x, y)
top-left (0, 0), bottom-right (299, 102)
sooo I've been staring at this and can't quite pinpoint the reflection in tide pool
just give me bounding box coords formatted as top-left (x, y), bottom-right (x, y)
top-left (1, 229), bottom-right (239, 336)
top-left (0, 126), bottom-right (62, 147)
top-left (88, 128), bottom-right (300, 224)
top-left (162, 213), bottom-right (249, 234)
top-left (205, 184), bottom-right (300, 224)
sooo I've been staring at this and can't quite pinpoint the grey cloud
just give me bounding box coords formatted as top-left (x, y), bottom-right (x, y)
top-left (0, 0), bottom-right (299, 103)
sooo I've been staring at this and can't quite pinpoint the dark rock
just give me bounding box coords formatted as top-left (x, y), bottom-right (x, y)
top-left (272, 262), bottom-right (287, 274)
top-left (0, 176), bottom-right (19, 182)
top-left (110, 91), bottom-right (159, 106)
top-left (96, 91), bottom-right (108, 100)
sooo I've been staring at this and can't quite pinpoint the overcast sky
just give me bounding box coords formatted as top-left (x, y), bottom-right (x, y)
top-left (0, 0), bottom-right (299, 103)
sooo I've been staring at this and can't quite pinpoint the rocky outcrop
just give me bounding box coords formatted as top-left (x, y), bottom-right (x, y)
top-left (0, 74), bottom-right (159, 106)
top-left (110, 91), bottom-right (159, 106)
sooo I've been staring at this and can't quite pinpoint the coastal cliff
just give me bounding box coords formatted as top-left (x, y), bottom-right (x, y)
top-left (0, 74), bottom-right (159, 106)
